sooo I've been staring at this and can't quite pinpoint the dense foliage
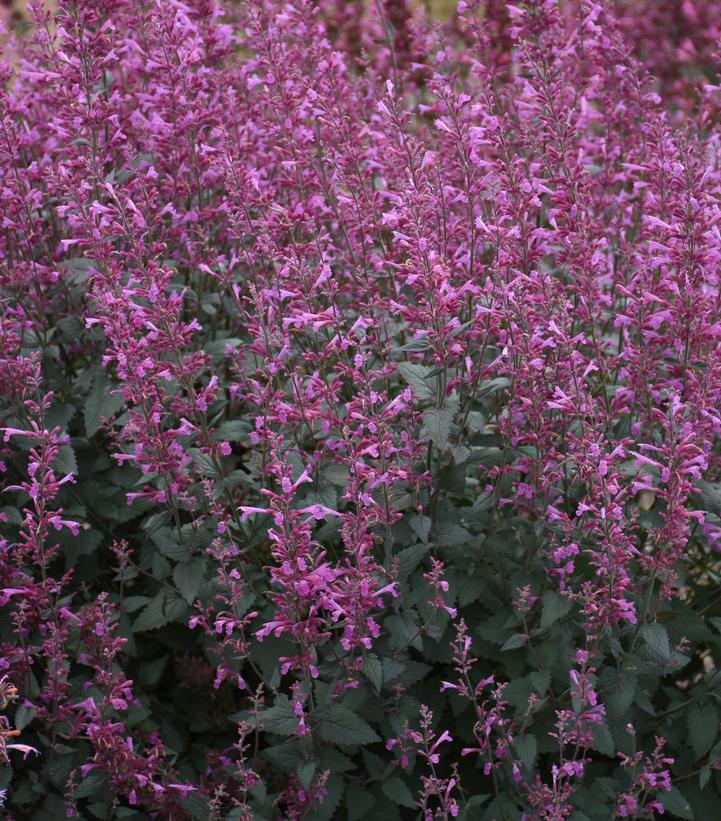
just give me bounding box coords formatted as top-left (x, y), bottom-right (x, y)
top-left (3, 0), bottom-right (721, 818)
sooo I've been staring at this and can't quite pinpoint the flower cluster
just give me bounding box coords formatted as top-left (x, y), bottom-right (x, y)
top-left (2, 0), bottom-right (721, 818)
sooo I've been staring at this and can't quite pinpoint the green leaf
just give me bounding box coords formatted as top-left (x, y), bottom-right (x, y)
top-left (85, 369), bottom-right (125, 436)
top-left (501, 633), bottom-right (525, 651)
top-left (688, 703), bottom-right (718, 760)
top-left (660, 787), bottom-right (693, 819)
top-left (386, 611), bottom-right (422, 651)
top-left (515, 735), bottom-right (537, 772)
top-left (382, 658), bottom-right (405, 683)
top-left (143, 511), bottom-right (172, 535)
top-left (122, 595), bottom-right (150, 613)
top-left (421, 405), bottom-right (456, 449)
top-left (297, 759), bottom-right (316, 789)
top-left (540, 591), bottom-right (571, 629)
top-left (314, 705), bottom-right (380, 746)
top-left (314, 774), bottom-right (344, 820)
top-left (180, 793), bottom-right (211, 820)
top-left (133, 591), bottom-right (168, 632)
top-left (0, 506), bottom-right (22, 526)
top-left (363, 656), bottom-right (383, 692)
top-left (152, 552), bottom-right (172, 579)
top-left (152, 528), bottom-right (193, 562)
top-left (699, 766), bottom-right (711, 790)
top-left (409, 514), bottom-right (431, 543)
top-left (74, 772), bottom-right (107, 800)
top-left (476, 377), bottom-right (510, 400)
top-left (174, 558), bottom-right (204, 604)
top-left (258, 699), bottom-right (300, 737)
top-left (318, 748), bottom-right (355, 774)
top-left (261, 740), bottom-right (302, 771)
top-left (57, 315), bottom-right (85, 341)
top-left (466, 794), bottom-right (491, 820)
top-left (604, 671), bottom-right (637, 715)
top-left (382, 776), bottom-right (415, 808)
top-left (191, 449), bottom-right (223, 479)
top-left (709, 616), bottom-right (721, 635)
top-left (397, 362), bottom-right (435, 402)
top-left (138, 655), bottom-right (168, 687)
top-left (640, 623), bottom-right (671, 664)
top-left (591, 723), bottom-right (615, 758)
top-left (14, 703), bottom-right (36, 732)
top-left (696, 480), bottom-right (721, 516)
top-left (165, 591), bottom-right (188, 622)
top-left (361, 748), bottom-right (386, 778)
top-left (347, 783), bottom-right (376, 820)
top-left (214, 420), bottom-right (250, 441)
top-left (396, 543), bottom-right (429, 579)
top-left (52, 444), bottom-right (77, 476)
top-left (530, 670), bottom-right (551, 696)
top-left (400, 337), bottom-right (430, 353)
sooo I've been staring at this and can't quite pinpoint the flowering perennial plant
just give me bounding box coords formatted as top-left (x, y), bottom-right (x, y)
top-left (2, 0), bottom-right (721, 818)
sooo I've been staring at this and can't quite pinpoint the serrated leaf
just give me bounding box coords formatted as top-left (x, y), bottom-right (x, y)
top-left (297, 759), bottom-right (316, 789)
top-left (699, 766), bottom-right (711, 790)
top-left (476, 377), bottom-right (510, 400)
top-left (530, 670), bottom-right (551, 696)
top-left (397, 660), bottom-right (431, 687)
top-left (396, 543), bottom-right (429, 579)
top-left (363, 656), bottom-right (383, 692)
top-left (641, 623), bottom-right (671, 663)
top-left (347, 782), bottom-right (376, 820)
top-left (501, 633), bottom-right (525, 651)
top-left (57, 315), bottom-right (85, 340)
top-left (386, 611), bottom-right (422, 651)
top-left (261, 740), bottom-right (302, 771)
top-left (314, 774), bottom-right (344, 820)
top-left (409, 513), bottom-right (431, 543)
top-left (74, 772), bottom-right (107, 800)
top-left (257, 699), bottom-right (300, 737)
top-left (421, 405), bottom-right (456, 449)
top-left (165, 591), bottom-right (188, 622)
top-left (85, 369), bottom-right (125, 436)
top-left (138, 655), bottom-right (168, 687)
top-left (151, 552), bottom-right (171, 579)
top-left (400, 337), bottom-right (430, 352)
top-left (180, 793), bottom-right (211, 819)
top-left (52, 444), bottom-right (77, 476)
top-left (151, 528), bottom-right (193, 562)
top-left (603, 671), bottom-right (637, 716)
top-left (174, 558), bottom-right (204, 604)
top-left (143, 511), bottom-right (172, 535)
top-left (591, 723), bottom-right (615, 758)
top-left (540, 591), bottom-right (571, 629)
top-left (660, 787), bottom-right (693, 819)
top-left (314, 705), bottom-right (380, 746)
top-left (688, 703), bottom-right (718, 760)
top-left (14, 703), bottom-right (36, 732)
top-left (696, 480), bottom-right (721, 516)
top-left (0, 506), bottom-right (22, 526)
top-left (382, 776), bottom-right (415, 808)
top-left (397, 362), bottom-right (435, 402)
top-left (122, 595), bottom-right (150, 613)
top-left (382, 658), bottom-right (405, 683)
top-left (318, 748), bottom-right (355, 774)
top-left (709, 616), bottom-right (721, 635)
top-left (214, 420), bottom-right (250, 441)
top-left (191, 449), bottom-right (222, 479)
top-left (515, 735), bottom-right (537, 771)
top-left (361, 748), bottom-right (386, 778)
top-left (133, 591), bottom-right (167, 632)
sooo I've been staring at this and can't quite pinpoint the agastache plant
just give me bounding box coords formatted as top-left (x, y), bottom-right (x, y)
top-left (3, 0), bottom-right (721, 818)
